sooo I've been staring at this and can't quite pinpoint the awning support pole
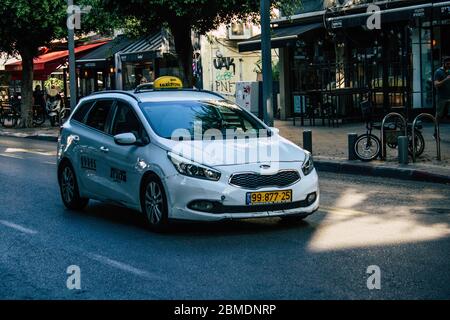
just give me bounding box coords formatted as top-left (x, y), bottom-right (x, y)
top-left (67, 0), bottom-right (77, 110)
top-left (261, 0), bottom-right (273, 126)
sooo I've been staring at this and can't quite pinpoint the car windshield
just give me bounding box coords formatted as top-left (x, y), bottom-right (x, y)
top-left (140, 100), bottom-right (267, 140)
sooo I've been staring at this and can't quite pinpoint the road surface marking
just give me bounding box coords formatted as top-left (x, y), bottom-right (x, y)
top-left (0, 153), bottom-right (24, 159)
top-left (320, 206), bottom-right (368, 216)
top-left (4, 147), bottom-right (56, 156)
top-left (0, 220), bottom-right (38, 234)
top-left (87, 253), bottom-right (165, 281)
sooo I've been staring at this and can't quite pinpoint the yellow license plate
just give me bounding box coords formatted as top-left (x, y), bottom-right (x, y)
top-left (246, 190), bottom-right (292, 205)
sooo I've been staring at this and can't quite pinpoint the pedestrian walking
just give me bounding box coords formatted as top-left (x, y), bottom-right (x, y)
top-left (434, 56), bottom-right (450, 138)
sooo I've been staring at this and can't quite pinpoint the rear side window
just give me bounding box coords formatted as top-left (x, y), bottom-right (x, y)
top-left (85, 100), bottom-right (114, 133)
top-left (112, 101), bottom-right (145, 138)
top-left (71, 100), bottom-right (95, 123)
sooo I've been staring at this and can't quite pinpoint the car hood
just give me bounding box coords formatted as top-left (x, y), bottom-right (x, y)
top-left (159, 135), bottom-right (307, 167)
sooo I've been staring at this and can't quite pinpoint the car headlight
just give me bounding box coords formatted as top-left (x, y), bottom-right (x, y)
top-left (168, 152), bottom-right (221, 181)
top-left (302, 152), bottom-right (314, 176)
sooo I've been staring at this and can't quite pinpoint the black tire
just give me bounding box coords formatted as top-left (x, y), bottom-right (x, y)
top-left (58, 161), bottom-right (89, 210)
top-left (32, 110), bottom-right (46, 126)
top-left (140, 174), bottom-right (169, 231)
top-left (1, 114), bottom-right (17, 128)
top-left (354, 134), bottom-right (381, 161)
top-left (50, 116), bottom-right (57, 127)
top-left (408, 130), bottom-right (425, 157)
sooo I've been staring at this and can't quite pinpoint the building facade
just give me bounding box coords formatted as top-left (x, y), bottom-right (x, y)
top-left (240, 0), bottom-right (450, 122)
top-left (201, 22), bottom-right (278, 102)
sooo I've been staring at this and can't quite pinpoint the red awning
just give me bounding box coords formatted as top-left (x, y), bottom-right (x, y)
top-left (5, 42), bottom-right (108, 80)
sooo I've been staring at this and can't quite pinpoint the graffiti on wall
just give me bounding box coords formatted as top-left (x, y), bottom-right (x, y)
top-left (213, 57), bottom-right (236, 94)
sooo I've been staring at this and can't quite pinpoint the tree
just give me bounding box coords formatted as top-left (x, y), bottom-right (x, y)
top-left (103, 0), bottom-right (302, 87)
top-left (0, 0), bottom-right (120, 127)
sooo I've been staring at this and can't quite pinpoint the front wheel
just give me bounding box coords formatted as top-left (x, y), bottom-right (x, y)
top-left (32, 109), bottom-right (46, 126)
top-left (50, 115), bottom-right (57, 127)
top-left (141, 174), bottom-right (169, 231)
top-left (354, 134), bottom-right (381, 161)
top-left (408, 130), bottom-right (425, 157)
top-left (58, 162), bottom-right (89, 210)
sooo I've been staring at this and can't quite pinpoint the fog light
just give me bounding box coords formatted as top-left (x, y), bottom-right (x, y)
top-left (188, 200), bottom-right (216, 212)
top-left (306, 192), bottom-right (317, 205)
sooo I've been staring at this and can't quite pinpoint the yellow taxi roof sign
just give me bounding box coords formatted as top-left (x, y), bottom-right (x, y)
top-left (153, 76), bottom-right (183, 89)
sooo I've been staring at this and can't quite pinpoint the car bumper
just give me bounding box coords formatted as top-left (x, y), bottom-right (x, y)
top-left (163, 169), bottom-right (319, 222)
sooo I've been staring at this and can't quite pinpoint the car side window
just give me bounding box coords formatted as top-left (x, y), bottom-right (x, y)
top-left (71, 100), bottom-right (95, 123)
top-left (111, 101), bottom-right (146, 139)
top-left (85, 100), bottom-right (114, 133)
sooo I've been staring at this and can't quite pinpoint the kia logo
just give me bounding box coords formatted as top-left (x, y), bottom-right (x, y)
top-left (260, 164), bottom-right (271, 169)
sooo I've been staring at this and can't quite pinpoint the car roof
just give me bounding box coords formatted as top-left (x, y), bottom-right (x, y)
top-left (88, 89), bottom-right (224, 103)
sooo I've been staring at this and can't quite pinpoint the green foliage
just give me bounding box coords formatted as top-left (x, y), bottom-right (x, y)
top-left (0, 0), bottom-right (67, 56)
top-left (102, 0), bottom-right (303, 36)
top-left (253, 58), bottom-right (280, 81)
top-left (44, 77), bottom-right (64, 91)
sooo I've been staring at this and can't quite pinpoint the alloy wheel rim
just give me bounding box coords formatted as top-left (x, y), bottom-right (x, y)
top-left (357, 138), bottom-right (378, 159)
top-left (61, 167), bottom-right (75, 203)
top-left (145, 182), bottom-right (163, 225)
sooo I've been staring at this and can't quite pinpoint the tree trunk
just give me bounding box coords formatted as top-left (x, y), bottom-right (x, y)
top-left (18, 49), bottom-right (34, 128)
top-left (169, 22), bottom-right (194, 88)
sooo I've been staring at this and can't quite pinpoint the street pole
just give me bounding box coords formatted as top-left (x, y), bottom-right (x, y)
top-left (260, 0), bottom-right (273, 126)
top-left (67, 0), bottom-right (77, 110)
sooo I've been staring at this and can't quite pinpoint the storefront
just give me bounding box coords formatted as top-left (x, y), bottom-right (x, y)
top-left (239, 0), bottom-right (450, 122)
top-left (118, 30), bottom-right (180, 90)
top-left (76, 36), bottom-right (133, 97)
top-left (4, 42), bottom-right (107, 102)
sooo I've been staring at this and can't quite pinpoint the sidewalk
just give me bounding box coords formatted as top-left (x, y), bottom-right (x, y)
top-left (276, 120), bottom-right (450, 184)
top-left (0, 125), bottom-right (59, 142)
top-left (1, 121), bottom-right (449, 183)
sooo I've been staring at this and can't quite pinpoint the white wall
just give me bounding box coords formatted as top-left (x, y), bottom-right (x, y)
top-left (201, 24), bottom-right (278, 102)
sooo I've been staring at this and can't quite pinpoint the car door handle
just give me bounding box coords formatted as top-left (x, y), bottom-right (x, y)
top-left (99, 146), bottom-right (109, 153)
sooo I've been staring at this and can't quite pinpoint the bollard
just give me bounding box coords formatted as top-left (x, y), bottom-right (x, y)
top-left (348, 133), bottom-right (358, 160)
top-left (398, 136), bottom-right (408, 165)
top-left (303, 130), bottom-right (312, 153)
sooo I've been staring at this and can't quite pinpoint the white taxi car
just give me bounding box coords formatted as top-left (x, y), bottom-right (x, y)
top-left (57, 77), bottom-right (319, 230)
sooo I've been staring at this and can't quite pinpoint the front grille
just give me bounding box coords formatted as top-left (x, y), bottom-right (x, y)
top-left (188, 199), bottom-right (310, 214)
top-left (213, 200), bottom-right (309, 213)
top-left (229, 170), bottom-right (300, 189)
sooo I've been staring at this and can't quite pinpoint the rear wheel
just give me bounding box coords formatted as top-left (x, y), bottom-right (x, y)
top-left (1, 114), bottom-right (18, 128)
top-left (141, 174), bottom-right (169, 231)
top-left (408, 130), bottom-right (425, 157)
top-left (32, 108), bottom-right (46, 126)
top-left (354, 134), bottom-right (381, 161)
top-left (58, 162), bottom-right (89, 210)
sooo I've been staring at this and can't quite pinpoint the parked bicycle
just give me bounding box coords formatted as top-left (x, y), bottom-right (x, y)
top-left (0, 98), bottom-right (46, 128)
top-left (353, 99), bottom-right (425, 161)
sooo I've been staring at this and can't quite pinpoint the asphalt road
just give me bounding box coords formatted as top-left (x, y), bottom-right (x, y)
top-left (0, 136), bottom-right (449, 300)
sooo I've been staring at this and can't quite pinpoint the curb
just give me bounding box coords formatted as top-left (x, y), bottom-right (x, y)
top-left (315, 160), bottom-right (450, 185)
top-left (0, 132), bottom-right (58, 142)
top-left (1, 132), bottom-right (449, 184)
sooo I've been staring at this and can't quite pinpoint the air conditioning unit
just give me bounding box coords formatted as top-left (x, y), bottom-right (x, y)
top-left (228, 22), bottom-right (252, 40)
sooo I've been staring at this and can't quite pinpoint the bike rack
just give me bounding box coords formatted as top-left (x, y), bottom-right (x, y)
top-left (381, 112), bottom-right (407, 160)
top-left (412, 113), bottom-right (441, 162)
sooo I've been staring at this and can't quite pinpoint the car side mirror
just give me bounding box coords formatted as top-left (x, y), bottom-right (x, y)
top-left (114, 133), bottom-right (137, 145)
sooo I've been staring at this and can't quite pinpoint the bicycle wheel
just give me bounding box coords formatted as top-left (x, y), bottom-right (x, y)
top-left (354, 134), bottom-right (381, 161)
top-left (408, 130), bottom-right (425, 157)
top-left (32, 108), bottom-right (46, 126)
top-left (1, 114), bottom-right (17, 128)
